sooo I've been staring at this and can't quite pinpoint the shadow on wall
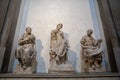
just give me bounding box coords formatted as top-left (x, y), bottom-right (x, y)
top-left (68, 49), bottom-right (77, 70)
top-left (64, 32), bottom-right (77, 71)
top-left (36, 39), bottom-right (46, 73)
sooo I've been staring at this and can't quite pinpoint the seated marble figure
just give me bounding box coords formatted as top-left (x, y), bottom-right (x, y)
top-left (80, 29), bottom-right (104, 72)
top-left (15, 27), bottom-right (37, 74)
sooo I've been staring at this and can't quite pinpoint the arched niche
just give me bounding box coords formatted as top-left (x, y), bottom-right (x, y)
top-left (5, 0), bottom-right (116, 73)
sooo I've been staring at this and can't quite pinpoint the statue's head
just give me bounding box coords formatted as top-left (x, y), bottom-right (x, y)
top-left (26, 27), bottom-right (32, 34)
top-left (87, 29), bottom-right (93, 36)
top-left (56, 23), bottom-right (63, 31)
top-left (51, 30), bottom-right (57, 37)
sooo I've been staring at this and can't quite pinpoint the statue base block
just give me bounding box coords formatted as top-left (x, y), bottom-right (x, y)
top-left (88, 67), bottom-right (106, 72)
top-left (14, 65), bottom-right (33, 74)
top-left (48, 62), bottom-right (74, 73)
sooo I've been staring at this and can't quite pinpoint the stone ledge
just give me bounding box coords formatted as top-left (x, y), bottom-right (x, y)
top-left (0, 73), bottom-right (120, 78)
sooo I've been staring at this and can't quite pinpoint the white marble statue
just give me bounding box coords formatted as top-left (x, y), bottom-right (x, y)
top-left (50, 24), bottom-right (69, 65)
top-left (49, 23), bottom-right (74, 73)
top-left (15, 27), bottom-right (37, 74)
top-left (80, 29), bottom-right (104, 72)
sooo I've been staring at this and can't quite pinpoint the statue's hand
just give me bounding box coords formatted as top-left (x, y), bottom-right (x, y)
top-left (98, 39), bottom-right (102, 42)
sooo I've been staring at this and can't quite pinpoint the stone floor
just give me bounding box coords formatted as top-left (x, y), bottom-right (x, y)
top-left (0, 73), bottom-right (120, 80)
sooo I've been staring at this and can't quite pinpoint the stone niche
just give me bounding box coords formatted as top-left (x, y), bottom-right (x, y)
top-left (12, 0), bottom-right (108, 74)
top-left (0, 0), bottom-right (120, 79)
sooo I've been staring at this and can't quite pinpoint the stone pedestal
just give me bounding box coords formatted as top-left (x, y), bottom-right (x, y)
top-left (48, 61), bottom-right (74, 73)
top-left (89, 67), bottom-right (106, 72)
top-left (14, 65), bottom-right (34, 74)
top-left (81, 59), bottom-right (106, 72)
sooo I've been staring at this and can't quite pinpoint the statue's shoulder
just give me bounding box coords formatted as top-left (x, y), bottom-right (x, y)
top-left (82, 35), bottom-right (88, 39)
top-left (29, 34), bottom-right (36, 40)
top-left (51, 29), bottom-right (57, 33)
top-left (30, 34), bottom-right (35, 37)
top-left (20, 33), bottom-right (25, 36)
top-left (80, 35), bottom-right (88, 42)
top-left (60, 31), bottom-right (63, 33)
top-left (58, 31), bottom-right (64, 35)
top-left (19, 33), bottom-right (26, 38)
top-left (51, 29), bottom-right (55, 32)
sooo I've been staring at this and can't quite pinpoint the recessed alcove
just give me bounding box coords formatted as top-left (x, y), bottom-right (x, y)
top-left (0, 0), bottom-right (120, 79)
top-left (7, 0), bottom-right (109, 73)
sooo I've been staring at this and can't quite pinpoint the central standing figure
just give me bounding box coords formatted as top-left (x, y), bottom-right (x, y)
top-left (50, 23), bottom-right (69, 65)
top-left (49, 23), bottom-right (74, 73)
